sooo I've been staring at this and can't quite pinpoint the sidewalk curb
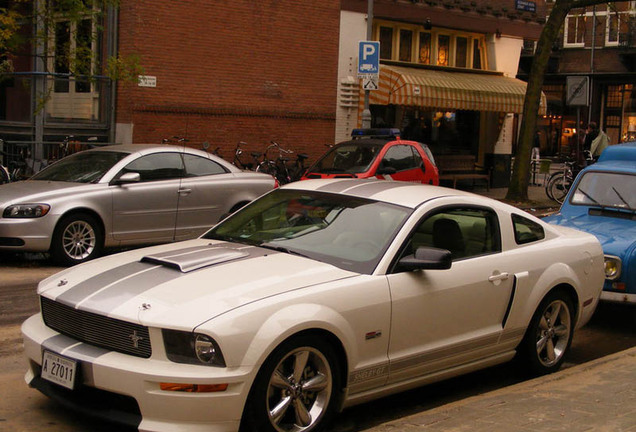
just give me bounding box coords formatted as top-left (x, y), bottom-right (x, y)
top-left (363, 346), bottom-right (636, 431)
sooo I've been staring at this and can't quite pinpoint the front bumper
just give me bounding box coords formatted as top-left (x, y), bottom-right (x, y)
top-left (600, 290), bottom-right (636, 304)
top-left (0, 216), bottom-right (57, 252)
top-left (22, 314), bottom-right (254, 432)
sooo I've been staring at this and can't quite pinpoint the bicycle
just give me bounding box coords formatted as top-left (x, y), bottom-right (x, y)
top-left (233, 141), bottom-right (256, 170)
top-left (0, 139), bottom-right (28, 183)
top-left (255, 141), bottom-right (298, 184)
top-left (544, 159), bottom-right (581, 204)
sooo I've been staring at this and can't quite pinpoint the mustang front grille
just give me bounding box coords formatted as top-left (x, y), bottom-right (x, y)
top-left (41, 297), bottom-right (152, 358)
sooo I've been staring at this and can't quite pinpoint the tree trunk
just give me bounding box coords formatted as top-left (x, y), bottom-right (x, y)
top-left (506, 1), bottom-right (570, 202)
top-left (505, 0), bottom-right (624, 202)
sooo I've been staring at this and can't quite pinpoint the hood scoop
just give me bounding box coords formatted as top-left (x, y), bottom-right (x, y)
top-left (141, 246), bottom-right (249, 273)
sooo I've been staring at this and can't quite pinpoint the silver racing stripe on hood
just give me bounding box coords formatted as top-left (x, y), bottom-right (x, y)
top-left (53, 243), bottom-right (272, 314)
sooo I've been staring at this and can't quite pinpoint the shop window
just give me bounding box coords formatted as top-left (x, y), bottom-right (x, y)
top-left (380, 27), bottom-right (394, 60)
top-left (437, 35), bottom-right (450, 66)
top-left (419, 32), bottom-right (431, 64)
top-left (399, 29), bottom-right (413, 62)
top-left (455, 37), bottom-right (468, 68)
top-left (564, 14), bottom-right (586, 47)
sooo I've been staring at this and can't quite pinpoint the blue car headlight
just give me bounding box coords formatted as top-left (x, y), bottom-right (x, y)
top-left (604, 255), bottom-right (622, 280)
top-left (3, 204), bottom-right (51, 218)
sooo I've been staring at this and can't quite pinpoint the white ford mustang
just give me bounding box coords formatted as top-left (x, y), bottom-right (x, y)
top-left (22, 179), bottom-right (604, 432)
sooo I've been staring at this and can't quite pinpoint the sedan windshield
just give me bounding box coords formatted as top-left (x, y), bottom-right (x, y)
top-left (30, 151), bottom-right (129, 183)
top-left (205, 189), bottom-right (411, 274)
top-left (310, 143), bottom-right (383, 174)
top-left (571, 171), bottom-right (636, 211)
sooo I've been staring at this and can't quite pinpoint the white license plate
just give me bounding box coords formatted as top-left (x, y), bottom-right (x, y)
top-left (41, 350), bottom-right (78, 390)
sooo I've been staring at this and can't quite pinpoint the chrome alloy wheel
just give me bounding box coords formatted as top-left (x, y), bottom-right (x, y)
top-left (534, 299), bottom-right (572, 367)
top-left (266, 347), bottom-right (333, 432)
top-left (61, 220), bottom-right (96, 260)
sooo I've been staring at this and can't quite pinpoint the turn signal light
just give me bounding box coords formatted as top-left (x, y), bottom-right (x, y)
top-left (160, 383), bottom-right (228, 392)
top-left (612, 282), bottom-right (626, 291)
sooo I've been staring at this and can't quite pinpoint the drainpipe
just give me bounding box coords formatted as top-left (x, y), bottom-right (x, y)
top-left (33, 0), bottom-right (46, 158)
top-left (107, 5), bottom-right (118, 144)
top-left (588, 6), bottom-right (596, 125)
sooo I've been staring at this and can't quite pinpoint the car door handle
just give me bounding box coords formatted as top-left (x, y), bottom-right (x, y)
top-left (488, 272), bottom-right (510, 282)
top-left (178, 188), bottom-right (192, 196)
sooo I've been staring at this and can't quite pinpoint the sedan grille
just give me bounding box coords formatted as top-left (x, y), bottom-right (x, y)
top-left (41, 297), bottom-right (152, 358)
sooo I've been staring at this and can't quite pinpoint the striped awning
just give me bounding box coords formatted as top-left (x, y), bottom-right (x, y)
top-left (365, 64), bottom-right (546, 114)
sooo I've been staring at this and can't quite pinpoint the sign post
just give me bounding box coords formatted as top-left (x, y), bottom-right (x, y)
top-left (359, 40), bottom-right (380, 128)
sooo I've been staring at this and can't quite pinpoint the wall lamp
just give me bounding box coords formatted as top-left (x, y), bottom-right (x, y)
top-left (424, 18), bottom-right (432, 30)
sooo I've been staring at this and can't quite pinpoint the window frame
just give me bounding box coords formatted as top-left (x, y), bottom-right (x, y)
top-left (373, 20), bottom-right (487, 70)
top-left (564, 13), bottom-right (586, 47)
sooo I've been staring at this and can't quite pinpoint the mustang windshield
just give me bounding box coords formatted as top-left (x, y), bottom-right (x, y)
top-left (571, 171), bottom-right (636, 211)
top-left (205, 189), bottom-right (411, 273)
top-left (30, 151), bottom-right (129, 183)
top-left (310, 143), bottom-right (383, 174)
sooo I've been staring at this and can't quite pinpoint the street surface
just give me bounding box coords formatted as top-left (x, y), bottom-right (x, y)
top-left (0, 252), bottom-right (634, 431)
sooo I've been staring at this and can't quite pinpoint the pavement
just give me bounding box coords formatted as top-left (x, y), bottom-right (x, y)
top-left (358, 184), bottom-right (636, 432)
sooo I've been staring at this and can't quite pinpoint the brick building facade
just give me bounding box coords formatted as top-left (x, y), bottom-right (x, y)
top-left (0, 1), bottom-right (340, 162)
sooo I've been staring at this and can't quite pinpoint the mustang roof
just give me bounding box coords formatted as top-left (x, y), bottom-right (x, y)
top-left (285, 179), bottom-right (477, 209)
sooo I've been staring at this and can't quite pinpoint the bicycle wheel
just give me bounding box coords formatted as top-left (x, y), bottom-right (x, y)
top-left (256, 160), bottom-right (278, 177)
top-left (544, 172), bottom-right (560, 201)
top-left (546, 173), bottom-right (572, 204)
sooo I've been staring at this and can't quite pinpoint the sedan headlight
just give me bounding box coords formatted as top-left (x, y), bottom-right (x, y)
top-left (3, 204), bottom-right (50, 218)
top-left (162, 329), bottom-right (226, 367)
top-left (604, 255), bottom-right (622, 280)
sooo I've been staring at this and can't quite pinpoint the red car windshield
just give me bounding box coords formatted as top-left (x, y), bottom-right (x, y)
top-left (309, 142), bottom-right (384, 175)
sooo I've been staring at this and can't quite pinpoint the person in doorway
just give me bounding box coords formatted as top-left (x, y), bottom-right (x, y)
top-left (532, 131), bottom-right (541, 161)
top-left (588, 122), bottom-right (610, 161)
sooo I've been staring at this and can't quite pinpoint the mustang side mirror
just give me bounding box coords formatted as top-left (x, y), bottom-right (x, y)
top-left (397, 247), bottom-right (452, 271)
top-left (111, 172), bottom-right (141, 185)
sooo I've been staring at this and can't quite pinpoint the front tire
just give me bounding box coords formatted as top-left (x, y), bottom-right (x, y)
top-left (243, 335), bottom-right (341, 432)
top-left (520, 290), bottom-right (574, 376)
top-left (50, 213), bottom-right (103, 266)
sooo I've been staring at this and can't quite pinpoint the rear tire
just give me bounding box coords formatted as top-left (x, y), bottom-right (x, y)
top-left (50, 213), bottom-right (103, 266)
top-left (519, 290), bottom-right (574, 376)
top-left (243, 335), bottom-right (341, 432)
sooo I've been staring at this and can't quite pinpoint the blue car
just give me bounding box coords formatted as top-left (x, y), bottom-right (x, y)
top-left (545, 143), bottom-right (636, 304)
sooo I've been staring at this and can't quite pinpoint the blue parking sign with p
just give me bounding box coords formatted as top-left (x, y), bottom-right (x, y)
top-left (358, 41), bottom-right (380, 75)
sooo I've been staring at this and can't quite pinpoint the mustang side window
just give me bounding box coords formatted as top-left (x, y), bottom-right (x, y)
top-left (401, 207), bottom-right (501, 262)
top-left (512, 214), bottom-right (545, 245)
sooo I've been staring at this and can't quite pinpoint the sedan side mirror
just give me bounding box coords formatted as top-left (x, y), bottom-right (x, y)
top-left (111, 172), bottom-right (141, 185)
top-left (397, 247), bottom-right (452, 271)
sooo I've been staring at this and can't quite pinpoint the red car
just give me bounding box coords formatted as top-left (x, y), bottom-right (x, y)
top-left (302, 128), bottom-right (439, 185)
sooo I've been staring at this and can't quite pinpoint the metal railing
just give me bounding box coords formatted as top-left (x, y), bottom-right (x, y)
top-left (0, 140), bottom-right (118, 178)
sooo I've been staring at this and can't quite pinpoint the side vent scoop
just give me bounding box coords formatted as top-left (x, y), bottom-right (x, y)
top-left (141, 247), bottom-right (248, 273)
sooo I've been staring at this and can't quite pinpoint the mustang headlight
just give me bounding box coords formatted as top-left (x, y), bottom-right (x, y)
top-left (162, 329), bottom-right (226, 367)
top-left (3, 204), bottom-right (50, 218)
top-left (604, 255), bottom-right (622, 280)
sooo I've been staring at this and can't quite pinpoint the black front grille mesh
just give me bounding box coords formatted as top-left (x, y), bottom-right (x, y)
top-left (41, 297), bottom-right (152, 358)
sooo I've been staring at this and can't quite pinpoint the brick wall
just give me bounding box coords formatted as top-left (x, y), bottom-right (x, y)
top-left (116, 0), bottom-right (340, 162)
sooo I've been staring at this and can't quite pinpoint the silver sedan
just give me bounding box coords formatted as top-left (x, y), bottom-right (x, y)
top-left (0, 144), bottom-right (276, 265)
